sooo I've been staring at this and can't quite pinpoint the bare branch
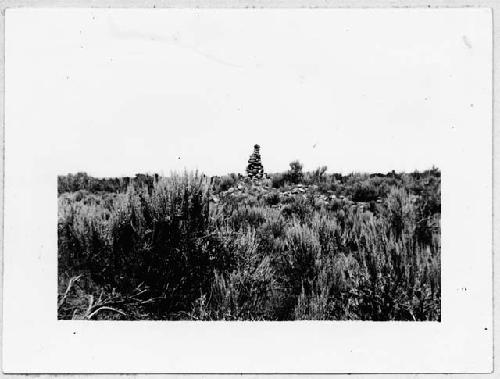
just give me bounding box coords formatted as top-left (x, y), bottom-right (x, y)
top-left (58, 275), bottom-right (82, 309)
top-left (87, 306), bottom-right (128, 320)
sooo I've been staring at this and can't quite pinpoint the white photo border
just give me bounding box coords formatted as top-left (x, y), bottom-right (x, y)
top-left (1, 5), bottom-right (494, 374)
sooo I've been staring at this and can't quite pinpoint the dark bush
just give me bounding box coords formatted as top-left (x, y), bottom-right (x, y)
top-left (270, 173), bottom-right (286, 188)
top-left (264, 191), bottom-right (280, 206)
top-left (351, 181), bottom-right (379, 202)
top-left (285, 160), bottom-right (304, 184)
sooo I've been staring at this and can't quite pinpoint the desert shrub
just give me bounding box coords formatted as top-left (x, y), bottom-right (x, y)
top-left (285, 160), bottom-right (304, 184)
top-left (351, 181), bottom-right (379, 202)
top-left (304, 165), bottom-right (328, 186)
top-left (269, 172), bottom-right (286, 188)
top-left (384, 187), bottom-right (417, 239)
top-left (59, 171), bottom-right (223, 318)
top-left (285, 222), bottom-right (321, 293)
top-left (59, 168), bottom-right (440, 320)
top-left (212, 173), bottom-right (238, 193)
top-left (58, 196), bottom-right (112, 277)
top-left (228, 206), bottom-right (269, 231)
top-left (311, 214), bottom-right (341, 255)
top-left (314, 165), bottom-right (328, 182)
top-left (280, 196), bottom-right (314, 222)
top-left (58, 172), bottom-right (159, 195)
top-left (263, 191), bottom-right (281, 206)
top-left (193, 227), bottom-right (279, 320)
top-left (294, 284), bottom-right (331, 320)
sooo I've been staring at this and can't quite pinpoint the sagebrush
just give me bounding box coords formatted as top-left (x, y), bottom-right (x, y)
top-left (58, 168), bottom-right (440, 320)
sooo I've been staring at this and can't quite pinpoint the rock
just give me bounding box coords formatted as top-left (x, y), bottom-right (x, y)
top-left (245, 144), bottom-right (265, 179)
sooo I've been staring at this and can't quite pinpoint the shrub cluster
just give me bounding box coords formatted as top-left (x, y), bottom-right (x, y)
top-left (58, 172), bottom-right (160, 195)
top-left (58, 168), bottom-right (440, 320)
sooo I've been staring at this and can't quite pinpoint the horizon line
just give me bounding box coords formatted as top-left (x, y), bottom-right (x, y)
top-left (57, 165), bottom-right (441, 179)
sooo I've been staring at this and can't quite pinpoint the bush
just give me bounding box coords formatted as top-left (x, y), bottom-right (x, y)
top-left (58, 168), bottom-right (441, 321)
top-left (212, 173), bottom-right (238, 193)
top-left (351, 181), bottom-right (379, 202)
top-left (285, 160), bottom-right (304, 184)
top-left (264, 191), bottom-right (280, 206)
top-left (59, 172), bottom-right (221, 318)
top-left (305, 165), bottom-right (328, 185)
top-left (269, 173), bottom-right (286, 188)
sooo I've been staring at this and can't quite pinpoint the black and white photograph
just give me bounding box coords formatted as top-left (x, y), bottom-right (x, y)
top-left (52, 10), bottom-right (444, 322)
top-left (58, 153), bottom-right (441, 321)
top-left (3, 6), bottom-right (493, 373)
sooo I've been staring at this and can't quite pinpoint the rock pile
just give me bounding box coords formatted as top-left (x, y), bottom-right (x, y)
top-left (209, 179), bottom-right (386, 216)
top-left (246, 144), bottom-right (264, 179)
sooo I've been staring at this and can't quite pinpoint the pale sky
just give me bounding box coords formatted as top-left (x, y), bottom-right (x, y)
top-left (6, 9), bottom-right (491, 177)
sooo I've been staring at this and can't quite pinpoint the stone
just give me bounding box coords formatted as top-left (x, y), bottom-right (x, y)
top-left (246, 144), bottom-right (265, 179)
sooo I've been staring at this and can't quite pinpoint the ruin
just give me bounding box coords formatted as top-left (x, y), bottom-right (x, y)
top-left (246, 144), bottom-right (264, 179)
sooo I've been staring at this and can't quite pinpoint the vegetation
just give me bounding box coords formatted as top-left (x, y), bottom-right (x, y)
top-left (58, 165), bottom-right (440, 321)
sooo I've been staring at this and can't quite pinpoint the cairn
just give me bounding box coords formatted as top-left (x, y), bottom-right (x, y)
top-left (246, 144), bottom-right (264, 179)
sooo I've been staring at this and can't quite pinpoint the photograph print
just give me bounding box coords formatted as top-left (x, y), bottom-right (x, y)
top-left (56, 9), bottom-right (442, 321)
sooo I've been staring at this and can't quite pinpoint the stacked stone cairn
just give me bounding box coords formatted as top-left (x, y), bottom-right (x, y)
top-left (246, 144), bottom-right (264, 179)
